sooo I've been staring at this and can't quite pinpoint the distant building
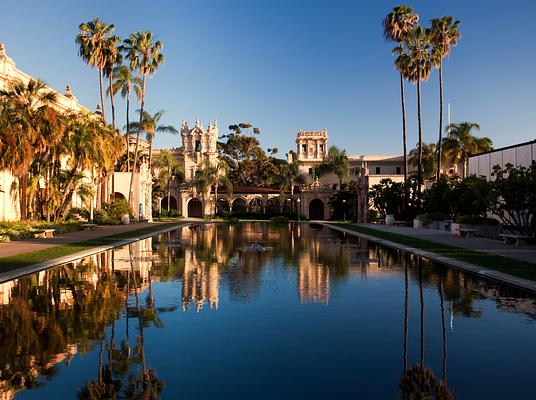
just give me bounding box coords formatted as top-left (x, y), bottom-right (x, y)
top-left (468, 139), bottom-right (536, 179)
top-left (154, 126), bottom-right (407, 220)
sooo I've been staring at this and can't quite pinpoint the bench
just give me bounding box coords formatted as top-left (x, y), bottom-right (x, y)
top-left (459, 228), bottom-right (478, 238)
top-left (33, 229), bottom-right (56, 238)
top-left (374, 218), bottom-right (385, 225)
top-left (394, 221), bottom-right (408, 227)
top-left (499, 234), bottom-right (533, 246)
top-left (82, 223), bottom-right (97, 231)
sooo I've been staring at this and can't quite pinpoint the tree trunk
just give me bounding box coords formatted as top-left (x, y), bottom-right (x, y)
top-left (98, 68), bottom-right (106, 123)
top-left (128, 73), bottom-right (146, 215)
top-left (417, 78), bottom-right (423, 194)
top-left (214, 183), bottom-right (218, 216)
top-left (109, 71), bottom-right (116, 129)
top-left (126, 93), bottom-right (130, 173)
top-left (436, 62), bottom-right (444, 181)
top-left (400, 73), bottom-right (408, 183)
top-left (20, 172), bottom-right (27, 221)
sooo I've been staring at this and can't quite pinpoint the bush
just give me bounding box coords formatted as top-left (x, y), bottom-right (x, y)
top-left (226, 217), bottom-right (240, 224)
top-left (159, 209), bottom-right (182, 218)
top-left (66, 207), bottom-right (90, 221)
top-left (417, 212), bottom-right (450, 222)
top-left (456, 215), bottom-right (499, 225)
top-left (270, 216), bottom-right (289, 225)
top-left (0, 221), bottom-right (83, 240)
top-left (104, 198), bottom-right (132, 221)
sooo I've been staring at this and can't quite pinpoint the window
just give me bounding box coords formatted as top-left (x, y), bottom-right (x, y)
top-left (396, 166), bottom-right (401, 174)
top-left (309, 168), bottom-right (313, 175)
top-left (195, 140), bottom-right (201, 152)
top-left (319, 144), bottom-right (324, 152)
top-left (375, 167), bottom-right (381, 174)
top-left (302, 144), bottom-right (307, 152)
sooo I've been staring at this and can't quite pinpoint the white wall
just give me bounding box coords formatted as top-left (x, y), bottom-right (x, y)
top-left (468, 141), bottom-right (535, 180)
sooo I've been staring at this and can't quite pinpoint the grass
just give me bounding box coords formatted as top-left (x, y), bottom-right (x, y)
top-left (0, 222), bottom-right (182, 273)
top-left (333, 223), bottom-right (536, 281)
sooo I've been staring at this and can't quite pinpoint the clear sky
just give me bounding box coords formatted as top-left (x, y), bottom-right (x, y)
top-left (1, 0), bottom-right (535, 156)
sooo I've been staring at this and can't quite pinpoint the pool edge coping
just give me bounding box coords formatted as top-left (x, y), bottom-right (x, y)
top-left (0, 222), bottom-right (191, 284)
top-left (321, 222), bottom-right (536, 294)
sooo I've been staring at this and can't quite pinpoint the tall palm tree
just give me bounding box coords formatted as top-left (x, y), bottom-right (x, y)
top-left (76, 18), bottom-right (117, 123)
top-left (127, 110), bottom-right (177, 174)
top-left (397, 26), bottom-right (434, 192)
top-left (280, 160), bottom-right (307, 215)
top-left (103, 34), bottom-right (122, 129)
top-left (109, 65), bottom-right (142, 172)
top-left (409, 142), bottom-right (441, 181)
top-left (0, 79), bottom-right (57, 220)
top-left (384, 5), bottom-right (419, 183)
top-left (442, 122), bottom-right (491, 177)
top-left (315, 145), bottom-right (349, 189)
top-left (431, 17), bottom-right (461, 181)
top-left (121, 31), bottom-right (165, 210)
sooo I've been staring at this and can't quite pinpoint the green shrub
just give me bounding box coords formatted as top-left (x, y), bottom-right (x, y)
top-left (270, 216), bottom-right (289, 225)
top-left (66, 207), bottom-right (90, 221)
top-left (104, 199), bottom-right (132, 221)
top-left (159, 209), bottom-right (182, 218)
top-left (226, 217), bottom-right (240, 224)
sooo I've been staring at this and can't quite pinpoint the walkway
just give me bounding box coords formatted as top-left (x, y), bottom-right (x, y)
top-left (356, 223), bottom-right (536, 264)
top-left (0, 222), bottom-right (163, 258)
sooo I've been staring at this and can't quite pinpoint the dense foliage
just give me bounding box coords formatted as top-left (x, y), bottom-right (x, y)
top-left (368, 177), bottom-right (420, 221)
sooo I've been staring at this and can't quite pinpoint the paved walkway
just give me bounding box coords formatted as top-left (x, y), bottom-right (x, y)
top-left (356, 223), bottom-right (536, 264)
top-left (0, 222), bottom-right (171, 258)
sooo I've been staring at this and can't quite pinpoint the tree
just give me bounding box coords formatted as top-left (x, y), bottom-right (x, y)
top-left (76, 18), bottom-right (117, 123)
top-left (409, 142), bottom-right (439, 181)
top-left (279, 159), bottom-right (307, 199)
top-left (153, 150), bottom-right (182, 212)
top-left (193, 159), bottom-right (232, 216)
top-left (122, 31), bottom-right (165, 211)
top-left (102, 34), bottom-right (122, 129)
top-left (109, 65), bottom-right (142, 172)
top-left (315, 145), bottom-right (349, 189)
top-left (0, 79), bottom-right (57, 220)
top-left (397, 26), bottom-right (434, 193)
top-left (384, 5), bottom-right (419, 183)
top-left (431, 16), bottom-right (461, 181)
top-left (127, 110), bottom-right (177, 174)
top-left (442, 122), bottom-right (491, 177)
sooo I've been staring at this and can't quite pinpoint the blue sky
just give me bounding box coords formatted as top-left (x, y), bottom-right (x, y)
top-left (1, 0), bottom-right (535, 156)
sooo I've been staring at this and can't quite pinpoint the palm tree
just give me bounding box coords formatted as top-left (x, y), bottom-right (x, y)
top-left (397, 26), bottom-right (434, 193)
top-left (409, 142), bottom-right (440, 181)
top-left (121, 31), bottom-right (165, 211)
top-left (109, 65), bottom-right (142, 172)
top-left (153, 150), bottom-right (182, 212)
top-left (431, 17), bottom-right (461, 181)
top-left (76, 18), bottom-right (117, 123)
top-left (442, 122), bottom-right (491, 177)
top-left (127, 110), bottom-right (177, 174)
top-left (280, 160), bottom-right (307, 215)
top-left (384, 5), bottom-right (419, 183)
top-left (0, 79), bottom-right (57, 220)
top-left (193, 160), bottom-right (231, 216)
top-left (103, 34), bottom-right (122, 129)
top-left (315, 145), bottom-right (349, 189)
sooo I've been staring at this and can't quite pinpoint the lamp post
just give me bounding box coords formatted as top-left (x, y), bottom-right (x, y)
top-left (297, 198), bottom-right (301, 223)
top-left (343, 198), bottom-right (347, 223)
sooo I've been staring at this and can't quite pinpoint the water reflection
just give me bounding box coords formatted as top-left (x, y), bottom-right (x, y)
top-left (0, 222), bottom-right (535, 399)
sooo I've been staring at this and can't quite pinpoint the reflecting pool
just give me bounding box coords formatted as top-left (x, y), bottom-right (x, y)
top-left (1, 222), bottom-right (535, 399)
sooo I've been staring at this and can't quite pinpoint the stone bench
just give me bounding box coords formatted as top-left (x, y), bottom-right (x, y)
top-left (459, 228), bottom-right (478, 238)
top-left (499, 234), bottom-right (533, 246)
top-left (33, 229), bottom-right (56, 239)
top-left (82, 223), bottom-right (97, 231)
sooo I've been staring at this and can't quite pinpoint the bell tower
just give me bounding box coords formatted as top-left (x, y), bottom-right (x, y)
top-left (295, 130), bottom-right (328, 161)
top-left (180, 118), bottom-right (218, 182)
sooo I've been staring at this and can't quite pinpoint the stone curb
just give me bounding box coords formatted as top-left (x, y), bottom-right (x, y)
top-left (0, 223), bottom-right (189, 284)
top-left (321, 223), bottom-right (536, 294)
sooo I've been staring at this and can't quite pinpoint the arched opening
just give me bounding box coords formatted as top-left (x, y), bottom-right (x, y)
top-left (187, 198), bottom-right (203, 218)
top-left (216, 198), bottom-right (230, 214)
top-left (265, 198), bottom-right (281, 215)
top-left (160, 195), bottom-right (178, 211)
top-left (283, 198), bottom-right (297, 215)
top-left (309, 198), bottom-right (325, 220)
top-left (249, 198), bottom-right (264, 214)
top-left (232, 198), bottom-right (247, 213)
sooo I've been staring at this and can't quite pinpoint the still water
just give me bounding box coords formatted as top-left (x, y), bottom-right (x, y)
top-left (0, 222), bottom-right (535, 399)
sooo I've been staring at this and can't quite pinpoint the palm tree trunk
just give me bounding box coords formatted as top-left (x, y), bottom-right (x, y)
top-left (20, 172), bottom-right (27, 221)
top-left (417, 78), bottom-right (423, 193)
top-left (126, 93), bottom-right (130, 173)
top-left (128, 73), bottom-right (146, 213)
top-left (436, 62), bottom-right (443, 181)
top-left (109, 71), bottom-right (116, 129)
top-left (400, 73), bottom-right (408, 183)
top-left (98, 68), bottom-right (106, 123)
